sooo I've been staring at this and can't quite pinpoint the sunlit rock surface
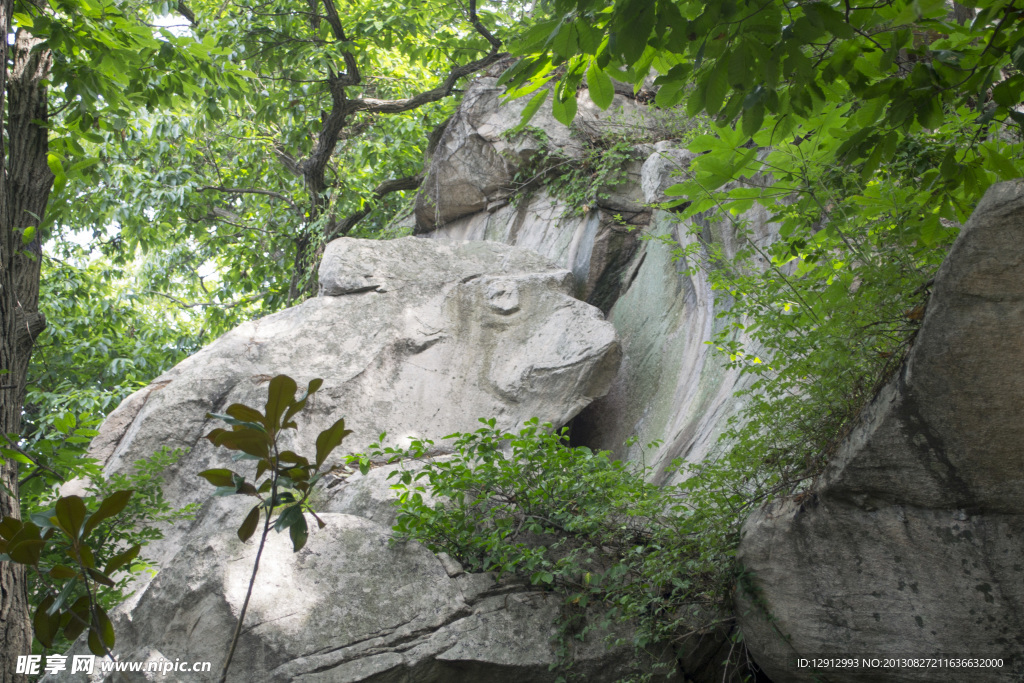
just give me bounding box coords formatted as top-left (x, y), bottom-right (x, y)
top-left (62, 236), bottom-right (625, 682)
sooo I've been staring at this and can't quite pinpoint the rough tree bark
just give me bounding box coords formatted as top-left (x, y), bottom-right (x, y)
top-left (0, 23), bottom-right (55, 682)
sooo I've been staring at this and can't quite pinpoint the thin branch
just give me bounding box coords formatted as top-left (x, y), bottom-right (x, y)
top-left (144, 290), bottom-right (266, 310)
top-left (299, 0), bottom-right (503, 199)
top-left (330, 174), bottom-right (423, 238)
top-left (2, 433), bottom-right (66, 485)
top-left (199, 185), bottom-right (302, 215)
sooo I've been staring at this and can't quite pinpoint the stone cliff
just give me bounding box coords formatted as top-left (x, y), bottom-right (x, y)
top-left (67, 78), bottom-right (1023, 682)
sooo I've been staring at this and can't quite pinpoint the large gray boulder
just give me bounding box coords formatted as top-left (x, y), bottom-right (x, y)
top-left (736, 180), bottom-right (1024, 682)
top-left (413, 75), bottom-right (776, 481)
top-left (419, 190), bottom-right (639, 310)
top-left (93, 512), bottom-right (640, 683)
top-left (414, 77), bottom-right (654, 233)
top-left (71, 236), bottom-right (626, 681)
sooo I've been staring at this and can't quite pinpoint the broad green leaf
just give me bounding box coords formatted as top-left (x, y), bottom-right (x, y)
top-left (83, 489), bottom-right (133, 536)
top-left (0, 516), bottom-right (23, 540)
top-left (264, 375), bottom-right (298, 432)
top-left (87, 567), bottom-right (116, 587)
top-left (315, 418), bottom-right (354, 468)
top-left (289, 513), bottom-right (309, 552)
top-left (586, 61), bottom-right (614, 109)
top-left (198, 468), bottom-right (237, 488)
top-left (278, 451), bottom-right (309, 467)
top-left (206, 428), bottom-right (269, 459)
top-left (9, 539), bottom-right (45, 565)
top-left (63, 597), bottom-right (91, 641)
top-left (237, 505), bottom-right (261, 542)
top-left (34, 597), bottom-right (60, 648)
top-left (517, 89), bottom-right (549, 129)
top-left (225, 403), bottom-right (268, 427)
top-left (55, 496), bottom-right (88, 540)
top-left (49, 565), bottom-right (78, 580)
top-left (274, 504), bottom-right (303, 534)
top-left (206, 412), bottom-right (266, 432)
top-left (551, 82), bottom-right (578, 126)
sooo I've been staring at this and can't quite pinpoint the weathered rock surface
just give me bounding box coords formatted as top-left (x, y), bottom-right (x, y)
top-left (414, 77), bottom-right (775, 479)
top-left (94, 512), bottom-right (639, 683)
top-left (70, 236), bottom-right (627, 681)
top-left (736, 180), bottom-right (1024, 682)
top-left (414, 77), bottom-right (654, 233)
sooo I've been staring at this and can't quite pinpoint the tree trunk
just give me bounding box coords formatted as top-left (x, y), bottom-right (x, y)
top-left (0, 24), bottom-right (53, 682)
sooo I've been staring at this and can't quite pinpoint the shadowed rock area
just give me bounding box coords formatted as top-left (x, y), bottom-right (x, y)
top-left (736, 180), bottom-right (1024, 682)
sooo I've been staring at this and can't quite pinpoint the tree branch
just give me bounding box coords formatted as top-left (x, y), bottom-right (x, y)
top-left (329, 174), bottom-right (423, 239)
top-left (199, 185), bottom-right (302, 215)
top-left (177, 0), bottom-right (197, 26)
top-left (299, 0), bottom-right (503, 200)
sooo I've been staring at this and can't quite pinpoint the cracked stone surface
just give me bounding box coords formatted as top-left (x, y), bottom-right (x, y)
top-left (60, 236), bottom-right (625, 681)
top-left (736, 180), bottom-right (1024, 683)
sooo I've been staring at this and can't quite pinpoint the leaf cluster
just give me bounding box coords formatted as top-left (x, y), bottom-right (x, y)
top-left (506, 0), bottom-right (1024, 247)
top-left (504, 129), bottom-right (638, 218)
top-left (385, 419), bottom-right (737, 679)
top-left (1, 491), bottom-right (138, 657)
top-left (200, 374), bottom-right (352, 551)
top-left (10, 448), bottom-right (198, 656)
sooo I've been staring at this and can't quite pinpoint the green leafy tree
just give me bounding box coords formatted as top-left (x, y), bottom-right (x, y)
top-left (500, 0), bottom-right (1024, 513)
top-left (1, 490), bottom-right (143, 659)
top-left (3, 2), bottom-right (512, 675)
top-left (52, 0), bottom-right (510, 323)
top-left (0, 0), bottom-right (231, 673)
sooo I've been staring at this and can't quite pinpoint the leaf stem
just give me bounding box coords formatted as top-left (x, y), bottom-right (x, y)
top-left (218, 463), bottom-right (278, 682)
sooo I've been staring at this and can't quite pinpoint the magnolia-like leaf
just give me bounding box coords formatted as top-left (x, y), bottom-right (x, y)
top-left (237, 481), bottom-right (258, 496)
top-left (281, 377), bottom-right (323, 425)
top-left (225, 403), bottom-right (267, 427)
top-left (278, 451), bottom-right (309, 467)
top-left (83, 490), bottom-right (133, 536)
top-left (264, 375), bottom-right (298, 432)
top-left (206, 427), bottom-right (270, 459)
top-left (0, 516), bottom-right (22, 540)
top-left (286, 467), bottom-right (309, 481)
top-left (315, 418), bottom-right (353, 468)
top-left (104, 545), bottom-right (141, 575)
top-left (586, 61), bottom-right (614, 109)
top-left (238, 505), bottom-right (261, 542)
top-left (34, 597), bottom-right (60, 648)
top-left (289, 514), bottom-right (309, 552)
top-left (56, 496), bottom-right (88, 540)
top-left (274, 504), bottom-right (303, 533)
top-left (49, 565), bottom-right (78, 580)
top-left (87, 567), bottom-right (116, 587)
top-left (75, 544), bottom-right (96, 569)
top-left (206, 413), bottom-right (266, 432)
top-left (9, 539), bottom-right (45, 565)
top-left (88, 604), bottom-right (116, 656)
top-left (198, 468), bottom-right (236, 488)
top-left (63, 596), bottom-right (91, 641)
